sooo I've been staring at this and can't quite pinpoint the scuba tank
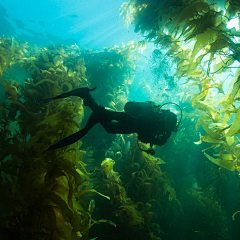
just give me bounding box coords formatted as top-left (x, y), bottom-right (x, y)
top-left (124, 101), bottom-right (156, 123)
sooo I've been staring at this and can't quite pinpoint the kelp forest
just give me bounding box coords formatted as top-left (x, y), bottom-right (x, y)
top-left (1, 0), bottom-right (240, 239)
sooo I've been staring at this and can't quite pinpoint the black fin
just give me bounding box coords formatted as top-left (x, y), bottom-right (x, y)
top-left (37, 87), bottom-right (97, 105)
top-left (47, 128), bottom-right (88, 151)
top-left (47, 108), bottom-right (102, 151)
top-left (37, 97), bottom-right (54, 104)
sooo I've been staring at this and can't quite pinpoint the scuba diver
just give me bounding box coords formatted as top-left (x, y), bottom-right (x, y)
top-left (37, 86), bottom-right (182, 155)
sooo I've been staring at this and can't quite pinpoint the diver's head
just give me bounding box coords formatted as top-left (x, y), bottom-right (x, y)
top-left (162, 110), bottom-right (178, 132)
top-left (159, 102), bottom-right (182, 133)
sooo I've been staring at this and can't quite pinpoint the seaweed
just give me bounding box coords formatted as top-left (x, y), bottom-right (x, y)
top-left (90, 135), bottom-right (183, 239)
top-left (0, 36), bottom-right (157, 239)
top-left (121, 0), bottom-right (240, 173)
top-left (0, 37), bottom-right (112, 240)
top-left (120, 0), bottom-right (240, 238)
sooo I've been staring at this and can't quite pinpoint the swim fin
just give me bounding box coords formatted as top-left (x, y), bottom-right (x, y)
top-left (47, 106), bottom-right (104, 151)
top-left (37, 86), bottom-right (97, 104)
top-left (47, 128), bottom-right (89, 150)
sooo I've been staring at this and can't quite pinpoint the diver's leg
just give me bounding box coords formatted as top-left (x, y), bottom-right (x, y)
top-left (99, 111), bottom-right (138, 134)
top-left (101, 121), bottom-right (135, 134)
top-left (75, 88), bottom-right (99, 111)
top-left (48, 105), bottom-right (105, 150)
top-left (47, 108), bottom-right (138, 150)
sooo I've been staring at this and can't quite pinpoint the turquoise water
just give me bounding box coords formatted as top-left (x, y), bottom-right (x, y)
top-left (0, 0), bottom-right (141, 49)
top-left (1, 1), bottom-right (240, 240)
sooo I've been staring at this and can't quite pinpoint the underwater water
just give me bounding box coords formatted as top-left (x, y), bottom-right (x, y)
top-left (1, 0), bottom-right (240, 240)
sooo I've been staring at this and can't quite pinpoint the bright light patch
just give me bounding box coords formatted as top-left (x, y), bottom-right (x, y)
top-left (211, 91), bottom-right (217, 97)
top-left (227, 18), bottom-right (239, 30)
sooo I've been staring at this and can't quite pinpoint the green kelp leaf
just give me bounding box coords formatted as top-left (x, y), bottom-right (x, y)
top-left (170, 1), bottom-right (210, 34)
top-left (142, 151), bottom-right (165, 164)
top-left (67, 178), bottom-right (74, 209)
top-left (42, 51), bottom-right (49, 62)
top-left (231, 76), bottom-right (240, 101)
top-left (216, 111), bottom-right (231, 128)
top-left (195, 101), bottom-right (221, 122)
top-left (184, 68), bottom-right (205, 78)
top-left (209, 35), bottom-right (231, 54)
top-left (53, 54), bottom-right (61, 66)
top-left (70, 168), bottom-right (84, 187)
top-left (204, 152), bottom-right (236, 171)
top-left (0, 79), bottom-right (19, 99)
top-left (225, 107), bottom-right (240, 137)
top-left (199, 118), bottom-right (221, 139)
top-left (44, 167), bottom-right (67, 186)
top-left (88, 199), bottom-right (95, 213)
top-left (195, 132), bottom-right (223, 145)
top-left (71, 120), bottom-right (81, 130)
top-left (181, 20), bottom-right (196, 38)
top-left (196, 116), bottom-right (211, 131)
top-left (213, 56), bottom-right (235, 73)
top-left (36, 112), bottom-right (60, 126)
top-left (96, 219), bottom-right (116, 227)
top-left (192, 90), bottom-right (208, 107)
top-left (49, 185), bottom-right (69, 211)
top-left (214, 153), bottom-right (233, 160)
top-left (76, 169), bottom-right (90, 180)
top-left (26, 130), bottom-right (46, 149)
top-left (34, 79), bottom-right (60, 88)
top-left (226, 136), bottom-right (234, 147)
top-left (190, 28), bottom-right (218, 62)
top-left (156, 158), bottom-right (166, 165)
top-left (62, 82), bottom-right (73, 92)
top-left (77, 189), bottom-right (110, 200)
top-left (120, 1), bottom-right (133, 28)
top-left (202, 135), bottom-right (224, 143)
top-left (46, 192), bottom-right (77, 228)
top-left (73, 198), bottom-right (86, 213)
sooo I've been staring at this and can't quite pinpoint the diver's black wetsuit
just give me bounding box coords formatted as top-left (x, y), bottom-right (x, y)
top-left (37, 87), bottom-right (177, 152)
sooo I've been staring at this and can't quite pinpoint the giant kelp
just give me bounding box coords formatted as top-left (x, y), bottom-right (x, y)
top-left (2, 1), bottom-right (240, 238)
top-left (0, 37), bottom-right (28, 78)
top-left (120, 0), bottom-right (240, 238)
top-left (184, 184), bottom-right (229, 239)
top-left (82, 41), bottom-right (147, 111)
top-left (89, 134), bottom-right (183, 240)
top-left (0, 36), bottom-right (156, 240)
top-left (121, 0), bottom-right (240, 173)
top-left (0, 37), bottom-right (110, 240)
